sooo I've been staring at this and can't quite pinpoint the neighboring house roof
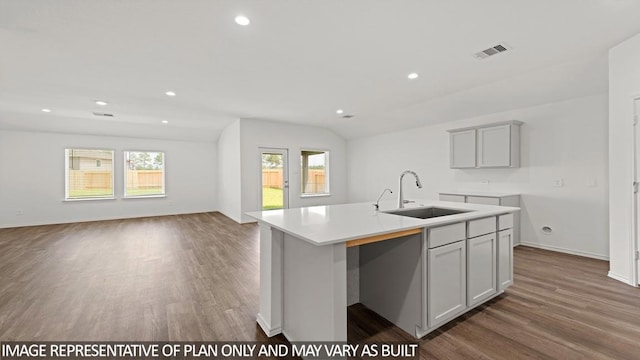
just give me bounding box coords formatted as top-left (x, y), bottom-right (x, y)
top-left (68, 149), bottom-right (112, 160)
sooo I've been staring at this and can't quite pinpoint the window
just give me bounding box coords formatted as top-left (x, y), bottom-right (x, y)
top-left (124, 151), bottom-right (165, 197)
top-left (301, 150), bottom-right (329, 195)
top-left (65, 149), bottom-right (114, 200)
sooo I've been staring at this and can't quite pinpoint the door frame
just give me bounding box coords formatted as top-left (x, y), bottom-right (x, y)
top-left (632, 96), bottom-right (640, 286)
top-left (259, 148), bottom-right (289, 210)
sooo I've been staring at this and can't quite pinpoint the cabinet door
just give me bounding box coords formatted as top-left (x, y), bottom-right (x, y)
top-left (450, 130), bottom-right (476, 168)
top-left (466, 196), bottom-right (500, 206)
top-left (439, 194), bottom-right (466, 203)
top-left (497, 229), bottom-right (514, 291)
top-left (467, 233), bottom-right (497, 307)
top-left (477, 124), bottom-right (511, 167)
top-left (428, 241), bottom-right (466, 327)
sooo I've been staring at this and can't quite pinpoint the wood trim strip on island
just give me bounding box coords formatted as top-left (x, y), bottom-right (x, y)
top-left (345, 228), bottom-right (422, 248)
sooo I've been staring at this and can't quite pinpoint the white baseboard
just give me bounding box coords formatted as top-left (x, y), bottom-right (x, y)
top-left (607, 271), bottom-right (636, 286)
top-left (519, 242), bottom-right (609, 261)
top-left (256, 313), bottom-right (281, 337)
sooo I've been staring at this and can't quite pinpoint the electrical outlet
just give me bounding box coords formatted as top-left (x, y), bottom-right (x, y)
top-left (553, 179), bottom-right (564, 187)
top-left (480, 179), bottom-right (490, 185)
top-left (15, 208), bottom-right (24, 216)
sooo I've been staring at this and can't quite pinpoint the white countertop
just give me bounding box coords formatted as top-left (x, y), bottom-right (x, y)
top-left (439, 190), bottom-right (520, 197)
top-left (246, 200), bottom-right (520, 246)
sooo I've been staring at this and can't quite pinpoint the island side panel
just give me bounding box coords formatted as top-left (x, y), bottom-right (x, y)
top-left (500, 196), bottom-right (521, 245)
top-left (257, 225), bottom-right (283, 337)
top-left (359, 233), bottom-right (423, 337)
top-left (282, 233), bottom-right (347, 341)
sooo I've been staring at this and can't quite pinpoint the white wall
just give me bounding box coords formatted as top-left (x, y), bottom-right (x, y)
top-left (239, 119), bottom-right (348, 223)
top-left (348, 93), bottom-right (609, 259)
top-left (217, 120), bottom-right (243, 223)
top-left (609, 33), bottom-right (640, 285)
top-left (0, 130), bottom-right (217, 228)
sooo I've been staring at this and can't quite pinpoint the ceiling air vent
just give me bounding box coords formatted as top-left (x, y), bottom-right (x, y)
top-left (474, 42), bottom-right (511, 60)
top-left (92, 112), bottom-right (114, 117)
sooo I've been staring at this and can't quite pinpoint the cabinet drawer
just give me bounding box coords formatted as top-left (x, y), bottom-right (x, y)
top-left (468, 217), bottom-right (497, 238)
top-left (467, 196), bottom-right (500, 206)
top-left (498, 214), bottom-right (514, 230)
top-left (439, 194), bottom-right (466, 203)
top-left (428, 223), bottom-right (466, 249)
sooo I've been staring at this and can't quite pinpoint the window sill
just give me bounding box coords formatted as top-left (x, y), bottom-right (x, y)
top-left (300, 193), bottom-right (331, 198)
top-left (123, 195), bottom-right (167, 199)
top-left (63, 197), bottom-right (116, 202)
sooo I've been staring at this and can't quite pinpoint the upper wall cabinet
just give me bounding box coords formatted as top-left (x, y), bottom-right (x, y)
top-left (448, 121), bottom-right (523, 169)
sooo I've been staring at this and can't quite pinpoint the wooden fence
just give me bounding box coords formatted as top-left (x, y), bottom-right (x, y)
top-left (126, 170), bottom-right (163, 189)
top-left (69, 170), bottom-right (112, 190)
top-left (69, 170), bottom-right (163, 191)
top-left (262, 168), bottom-right (326, 193)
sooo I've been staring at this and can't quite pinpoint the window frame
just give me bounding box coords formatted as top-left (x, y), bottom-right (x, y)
top-left (300, 149), bottom-right (330, 197)
top-left (64, 148), bottom-right (115, 201)
top-left (123, 150), bottom-right (166, 198)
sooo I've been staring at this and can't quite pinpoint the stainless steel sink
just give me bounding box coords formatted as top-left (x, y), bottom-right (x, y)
top-left (383, 207), bottom-right (471, 219)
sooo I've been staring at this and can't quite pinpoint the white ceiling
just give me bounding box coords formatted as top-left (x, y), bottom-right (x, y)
top-left (1, 0), bottom-right (639, 141)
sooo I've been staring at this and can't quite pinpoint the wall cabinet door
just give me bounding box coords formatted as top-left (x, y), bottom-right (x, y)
top-left (497, 229), bottom-right (514, 291)
top-left (467, 233), bottom-right (497, 307)
top-left (428, 241), bottom-right (466, 327)
top-left (477, 124), bottom-right (512, 168)
top-left (450, 130), bottom-right (476, 168)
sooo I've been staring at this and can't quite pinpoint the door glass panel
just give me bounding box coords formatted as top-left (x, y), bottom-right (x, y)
top-left (262, 152), bottom-right (285, 210)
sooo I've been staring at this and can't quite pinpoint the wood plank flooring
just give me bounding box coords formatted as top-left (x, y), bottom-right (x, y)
top-left (1, 213), bottom-right (640, 359)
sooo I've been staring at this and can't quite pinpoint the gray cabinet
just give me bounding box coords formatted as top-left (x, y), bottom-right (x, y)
top-left (439, 192), bottom-right (520, 245)
top-left (450, 129), bottom-right (477, 168)
top-left (427, 240), bottom-right (466, 327)
top-left (416, 214), bottom-right (515, 339)
top-left (467, 233), bottom-right (497, 307)
top-left (497, 229), bottom-right (514, 290)
top-left (448, 121), bottom-right (522, 169)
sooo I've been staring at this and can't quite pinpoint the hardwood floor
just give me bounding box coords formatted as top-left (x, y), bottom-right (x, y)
top-left (1, 213), bottom-right (639, 359)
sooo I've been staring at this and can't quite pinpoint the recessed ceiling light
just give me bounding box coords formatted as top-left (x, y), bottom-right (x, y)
top-left (95, 100), bottom-right (108, 106)
top-left (408, 73), bottom-right (419, 80)
top-left (41, 108), bottom-right (51, 113)
top-left (162, 120), bottom-right (169, 124)
top-left (165, 91), bottom-right (176, 97)
top-left (235, 15), bottom-right (250, 26)
top-left (336, 109), bottom-right (344, 114)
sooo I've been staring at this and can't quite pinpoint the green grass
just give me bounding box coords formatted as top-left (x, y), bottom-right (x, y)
top-left (68, 187), bottom-right (164, 198)
top-left (262, 187), bottom-right (283, 210)
top-left (126, 187), bottom-right (164, 196)
top-left (68, 188), bottom-right (113, 198)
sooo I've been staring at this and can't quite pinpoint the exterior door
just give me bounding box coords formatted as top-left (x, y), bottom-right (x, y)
top-left (260, 148), bottom-right (289, 210)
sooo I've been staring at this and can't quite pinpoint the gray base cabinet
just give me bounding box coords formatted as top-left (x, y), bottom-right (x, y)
top-left (439, 192), bottom-right (520, 245)
top-left (427, 240), bottom-right (466, 327)
top-left (360, 214), bottom-right (515, 339)
top-left (467, 233), bottom-right (497, 307)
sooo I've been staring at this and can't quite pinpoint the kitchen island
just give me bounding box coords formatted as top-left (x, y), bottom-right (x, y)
top-left (246, 200), bottom-right (519, 342)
